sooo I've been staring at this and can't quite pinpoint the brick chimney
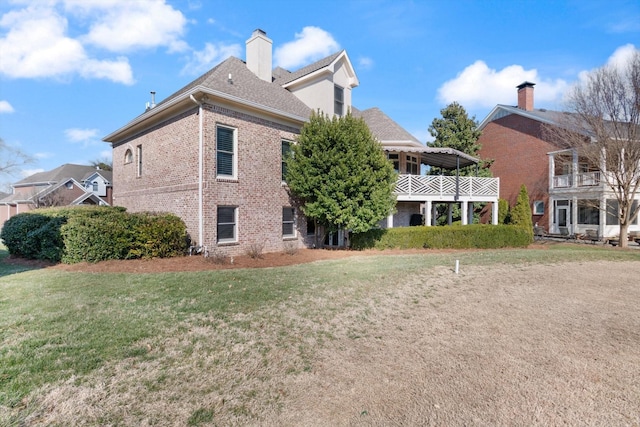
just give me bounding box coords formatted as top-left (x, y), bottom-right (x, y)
top-left (246, 29), bottom-right (272, 82)
top-left (516, 81), bottom-right (535, 111)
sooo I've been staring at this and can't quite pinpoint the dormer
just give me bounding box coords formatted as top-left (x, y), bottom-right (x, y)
top-left (273, 51), bottom-right (359, 117)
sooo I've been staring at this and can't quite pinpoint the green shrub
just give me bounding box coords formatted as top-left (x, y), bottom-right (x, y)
top-left (498, 198), bottom-right (510, 224)
top-left (1, 206), bottom-right (188, 264)
top-left (351, 224), bottom-right (533, 250)
top-left (1, 213), bottom-right (66, 261)
top-left (127, 213), bottom-right (189, 259)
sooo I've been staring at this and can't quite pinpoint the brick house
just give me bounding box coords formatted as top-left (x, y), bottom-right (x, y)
top-left (0, 163), bottom-right (112, 226)
top-left (104, 29), bottom-right (499, 255)
top-left (478, 82), bottom-right (640, 239)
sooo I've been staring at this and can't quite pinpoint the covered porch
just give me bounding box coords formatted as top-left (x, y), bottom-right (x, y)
top-left (383, 145), bottom-right (500, 228)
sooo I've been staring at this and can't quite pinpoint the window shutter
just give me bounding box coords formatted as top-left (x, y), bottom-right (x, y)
top-left (217, 127), bottom-right (234, 176)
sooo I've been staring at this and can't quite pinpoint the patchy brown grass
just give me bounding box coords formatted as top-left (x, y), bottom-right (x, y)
top-left (19, 259), bottom-right (640, 426)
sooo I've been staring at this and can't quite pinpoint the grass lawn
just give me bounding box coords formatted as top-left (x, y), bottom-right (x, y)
top-left (1, 245), bottom-right (639, 426)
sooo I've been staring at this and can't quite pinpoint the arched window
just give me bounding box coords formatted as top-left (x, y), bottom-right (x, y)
top-left (124, 149), bottom-right (133, 164)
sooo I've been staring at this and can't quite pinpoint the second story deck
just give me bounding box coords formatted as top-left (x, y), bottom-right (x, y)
top-left (394, 174), bottom-right (499, 202)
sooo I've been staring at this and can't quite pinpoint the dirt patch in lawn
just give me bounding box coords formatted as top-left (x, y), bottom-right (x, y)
top-left (14, 251), bottom-right (640, 426)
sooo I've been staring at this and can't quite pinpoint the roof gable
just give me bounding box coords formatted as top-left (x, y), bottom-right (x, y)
top-left (14, 164), bottom-right (99, 187)
top-left (275, 51), bottom-right (359, 90)
top-left (478, 104), bottom-right (565, 130)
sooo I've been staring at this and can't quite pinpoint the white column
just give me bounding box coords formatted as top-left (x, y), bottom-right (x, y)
top-left (599, 196), bottom-right (607, 238)
top-left (387, 213), bottom-right (394, 229)
top-left (461, 201), bottom-right (468, 225)
top-left (492, 201), bottom-right (499, 225)
top-left (571, 196), bottom-right (578, 236)
top-left (425, 201), bottom-right (432, 227)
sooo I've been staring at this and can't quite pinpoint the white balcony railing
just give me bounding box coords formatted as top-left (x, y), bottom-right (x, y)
top-left (395, 175), bottom-right (499, 199)
top-left (552, 171), bottom-right (601, 188)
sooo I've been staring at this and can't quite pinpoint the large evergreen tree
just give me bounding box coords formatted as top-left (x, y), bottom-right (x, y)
top-left (285, 111), bottom-right (396, 241)
top-left (427, 102), bottom-right (489, 177)
top-left (427, 102), bottom-right (491, 224)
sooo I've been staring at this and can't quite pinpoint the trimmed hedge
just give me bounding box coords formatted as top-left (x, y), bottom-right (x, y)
top-left (0, 213), bottom-right (66, 262)
top-left (351, 224), bottom-right (533, 250)
top-left (1, 206), bottom-right (188, 263)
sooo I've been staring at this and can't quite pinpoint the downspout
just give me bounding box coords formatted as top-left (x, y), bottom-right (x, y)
top-left (190, 94), bottom-right (204, 247)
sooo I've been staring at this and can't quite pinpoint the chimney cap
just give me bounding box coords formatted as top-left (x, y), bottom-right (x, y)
top-left (253, 28), bottom-right (267, 36)
top-left (516, 81), bottom-right (536, 90)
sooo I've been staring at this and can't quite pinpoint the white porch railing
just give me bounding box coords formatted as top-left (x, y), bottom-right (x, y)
top-left (395, 175), bottom-right (499, 199)
top-left (552, 171), bottom-right (601, 188)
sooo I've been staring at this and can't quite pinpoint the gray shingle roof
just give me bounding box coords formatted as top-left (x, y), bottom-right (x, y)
top-left (352, 107), bottom-right (421, 144)
top-left (157, 57), bottom-right (312, 120)
top-left (14, 164), bottom-right (100, 186)
top-left (273, 51), bottom-right (343, 86)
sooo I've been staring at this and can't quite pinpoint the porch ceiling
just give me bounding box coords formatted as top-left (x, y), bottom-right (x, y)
top-left (385, 145), bottom-right (479, 169)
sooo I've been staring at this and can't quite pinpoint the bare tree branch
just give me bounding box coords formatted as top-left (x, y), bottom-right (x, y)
top-left (545, 51), bottom-right (640, 247)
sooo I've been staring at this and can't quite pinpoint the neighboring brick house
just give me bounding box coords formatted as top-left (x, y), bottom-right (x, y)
top-left (104, 29), bottom-right (499, 255)
top-left (478, 82), bottom-right (640, 239)
top-left (0, 164), bottom-right (112, 226)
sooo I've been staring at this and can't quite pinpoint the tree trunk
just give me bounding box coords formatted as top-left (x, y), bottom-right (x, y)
top-left (619, 222), bottom-right (630, 248)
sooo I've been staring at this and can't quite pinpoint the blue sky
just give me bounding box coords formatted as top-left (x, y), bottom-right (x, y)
top-left (1, 0), bottom-right (639, 190)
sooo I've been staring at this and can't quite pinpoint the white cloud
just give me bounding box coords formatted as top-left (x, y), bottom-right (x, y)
top-left (181, 42), bottom-right (241, 75)
top-left (0, 4), bottom-right (134, 84)
top-left (576, 44), bottom-right (639, 87)
top-left (65, 128), bottom-right (100, 146)
top-left (437, 60), bottom-right (568, 109)
top-left (0, 100), bottom-right (14, 113)
top-left (358, 56), bottom-right (374, 71)
top-left (605, 44), bottom-right (638, 70)
top-left (67, 0), bottom-right (188, 53)
top-left (35, 152), bottom-right (55, 159)
top-left (274, 27), bottom-right (340, 69)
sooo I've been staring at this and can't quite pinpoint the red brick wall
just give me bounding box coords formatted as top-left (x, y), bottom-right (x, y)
top-left (478, 114), bottom-right (555, 228)
top-left (112, 103), bottom-right (308, 256)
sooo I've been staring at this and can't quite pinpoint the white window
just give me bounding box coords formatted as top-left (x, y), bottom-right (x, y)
top-left (406, 155), bottom-right (419, 175)
top-left (388, 153), bottom-right (399, 173)
top-left (217, 206), bottom-right (237, 243)
top-left (217, 125), bottom-right (237, 178)
top-left (283, 207), bottom-right (296, 237)
top-left (533, 201), bottom-right (544, 215)
top-left (334, 85), bottom-right (344, 116)
top-left (92, 181), bottom-right (99, 192)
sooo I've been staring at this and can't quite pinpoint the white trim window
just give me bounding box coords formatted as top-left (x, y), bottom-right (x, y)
top-left (217, 206), bottom-right (237, 243)
top-left (334, 85), bottom-right (344, 116)
top-left (533, 200), bottom-right (544, 215)
top-left (406, 155), bottom-right (419, 175)
top-left (282, 207), bottom-right (296, 238)
top-left (217, 125), bottom-right (237, 178)
top-left (388, 153), bottom-right (400, 173)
